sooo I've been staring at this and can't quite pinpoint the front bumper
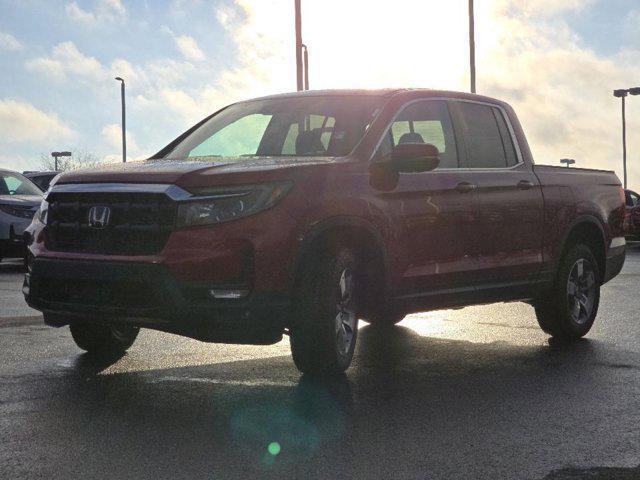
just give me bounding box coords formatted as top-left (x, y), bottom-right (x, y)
top-left (24, 258), bottom-right (289, 344)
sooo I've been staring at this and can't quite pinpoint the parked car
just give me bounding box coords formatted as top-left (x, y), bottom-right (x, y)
top-left (23, 89), bottom-right (626, 374)
top-left (624, 189), bottom-right (640, 240)
top-left (0, 169), bottom-right (41, 262)
top-left (23, 171), bottom-right (59, 192)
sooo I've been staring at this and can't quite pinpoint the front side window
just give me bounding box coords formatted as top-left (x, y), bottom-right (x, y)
top-left (164, 96), bottom-right (384, 160)
top-left (377, 100), bottom-right (459, 169)
top-left (0, 172), bottom-right (41, 196)
top-left (456, 102), bottom-right (519, 168)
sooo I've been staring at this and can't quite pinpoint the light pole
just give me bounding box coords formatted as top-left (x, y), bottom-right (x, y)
top-left (51, 151), bottom-right (71, 171)
top-left (294, 0), bottom-right (303, 92)
top-left (468, 0), bottom-right (476, 93)
top-left (614, 87), bottom-right (640, 189)
top-left (560, 158), bottom-right (576, 168)
top-left (294, 0), bottom-right (310, 91)
top-left (115, 77), bottom-right (127, 163)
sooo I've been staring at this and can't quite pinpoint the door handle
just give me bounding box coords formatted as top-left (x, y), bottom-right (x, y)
top-left (517, 180), bottom-right (534, 190)
top-left (456, 182), bottom-right (477, 193)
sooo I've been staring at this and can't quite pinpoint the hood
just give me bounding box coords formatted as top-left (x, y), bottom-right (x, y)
top-left (55, 157), bottom-right (341, 188)
top-left (0, 194), bottom-right (41, 207)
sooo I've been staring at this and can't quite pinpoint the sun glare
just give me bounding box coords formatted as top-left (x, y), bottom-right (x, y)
top-left (299, 0), bottom-right (496, 91)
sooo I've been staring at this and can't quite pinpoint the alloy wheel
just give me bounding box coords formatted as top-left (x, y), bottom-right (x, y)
top-left (335, 268), bottom-right (357, 356)
top-left (566, 258), bottom-right (597, 325)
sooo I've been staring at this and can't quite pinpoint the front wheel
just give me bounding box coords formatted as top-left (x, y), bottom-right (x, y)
top-left (70, 322), bottom-right (139, 354)
top-left (535, 244), bottom-right (600, 340)
top-left (290, 246), bottom-right (359, 375)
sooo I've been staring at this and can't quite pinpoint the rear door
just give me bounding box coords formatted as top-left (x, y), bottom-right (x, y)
top-left (372, 99), bottom-right (480, 303)
top-left (451, 100), bottom-right (544, 296)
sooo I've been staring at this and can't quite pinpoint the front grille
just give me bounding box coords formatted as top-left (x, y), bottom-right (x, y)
top-left (46, 192), bottom-right (176, 255)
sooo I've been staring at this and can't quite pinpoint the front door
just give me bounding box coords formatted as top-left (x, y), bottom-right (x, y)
top-left (372, 99), bottom-right (480, 304)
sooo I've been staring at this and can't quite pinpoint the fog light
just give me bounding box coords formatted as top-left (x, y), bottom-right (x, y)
top-left (208, 289), bottom-right (249, 300)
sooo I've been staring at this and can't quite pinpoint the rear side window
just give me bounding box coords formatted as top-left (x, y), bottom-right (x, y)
top-left (456, 102), bottom-right (519, 168)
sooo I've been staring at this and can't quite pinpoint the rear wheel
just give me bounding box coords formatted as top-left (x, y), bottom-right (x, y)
top-left (290, 246), bottom-right (359, 375)
top-left (70, 322), bottom-right (139, 353)
top-left (535, 244), bottom-right (600, 340)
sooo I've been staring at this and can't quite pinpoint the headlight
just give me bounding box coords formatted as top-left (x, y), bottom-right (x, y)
top-left (176, 181), bottom-right (292, 227)
top-left (37, 199), bottom-right (49, 224)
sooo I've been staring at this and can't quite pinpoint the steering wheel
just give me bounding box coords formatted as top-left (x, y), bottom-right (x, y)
top-left (8, 189), bottom-right (17, 195)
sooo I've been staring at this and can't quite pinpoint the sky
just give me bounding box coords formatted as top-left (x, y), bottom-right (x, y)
top-left (0, 0), bottom-right (639, 186)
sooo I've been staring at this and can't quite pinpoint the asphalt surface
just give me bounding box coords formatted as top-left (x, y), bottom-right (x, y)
top-left (2, 249), bottom-right (640, 480)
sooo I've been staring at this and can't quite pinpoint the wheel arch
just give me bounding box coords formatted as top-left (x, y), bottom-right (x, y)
top-left (557, 215), bottom-right (606, 283)
top-left (293, 216), bottom-right (390, 316)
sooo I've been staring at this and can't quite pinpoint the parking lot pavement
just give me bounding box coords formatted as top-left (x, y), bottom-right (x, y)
top-left (2, 246), bottom-right (640, 479)
top-left (0, 259), bottom-right (40, 320)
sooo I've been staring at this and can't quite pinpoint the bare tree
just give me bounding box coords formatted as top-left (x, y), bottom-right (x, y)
top-left (39, 149), bottom-right (104, 172)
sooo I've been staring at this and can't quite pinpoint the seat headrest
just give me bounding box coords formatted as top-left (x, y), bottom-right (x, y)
top-left (296, 128), bottom-right (326, 155)
top-left (398, 132), bottom-right (425, 144)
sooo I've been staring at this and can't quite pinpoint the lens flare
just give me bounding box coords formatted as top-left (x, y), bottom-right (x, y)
top-left (267, 442), bottom-right (281, 456)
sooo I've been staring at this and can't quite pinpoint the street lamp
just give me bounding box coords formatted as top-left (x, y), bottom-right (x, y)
top-left (614, 87), bottom-right (640, 189)
top-left (115, 77), bottom-right (127, 163)
top-left (560, 158), bottom-right (576, 168)
top-left (294, 1), bottom-right (310, 91)
top-left (294, 0), bottom-right (303, 92)
top-left (51, 151), bottom-right (71, 171)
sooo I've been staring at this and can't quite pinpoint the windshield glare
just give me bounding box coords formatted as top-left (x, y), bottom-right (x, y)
top-left (164, 95), bottom-right (385, 161)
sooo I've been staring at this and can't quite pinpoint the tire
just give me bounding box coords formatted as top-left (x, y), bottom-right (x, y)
top-left (70, 322), bottom-right (139, 353)
top-left (535, 244), bottom-right (600, 340)
top-left (290, 245), bottom-right (360, 375)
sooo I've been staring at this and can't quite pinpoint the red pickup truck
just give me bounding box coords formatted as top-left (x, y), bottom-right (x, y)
top-left (23, 89), bottom-right (626, 374)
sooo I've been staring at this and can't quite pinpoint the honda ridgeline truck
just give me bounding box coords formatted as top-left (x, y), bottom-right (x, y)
top-left (24, 89), bottom-right (626, 374)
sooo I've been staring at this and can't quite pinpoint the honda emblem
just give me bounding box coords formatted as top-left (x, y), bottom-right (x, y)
top-left (88, 206), bottom-right (111, 229)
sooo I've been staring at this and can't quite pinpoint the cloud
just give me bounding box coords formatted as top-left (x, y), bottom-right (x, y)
top-left (0, 154), bottom-right (39, 172)
top-left (0, 99), bottom-right (76, 144)
top-left (162, 27), bottom-right (206, 62)
top-left (101, 122), bottom-right (140, 151)
top-left (26, 41), bottom-right (105, 81)
top-left (0, 31), bottom-right (22, 51)
top-left (25, 42), bottom-right (148, 91)
top-left (65, 0), bottom-right (126, 25)
top-left (170, 0), bottom-right (203, 16)
top-left (174, 35), bottom-right (206, 62)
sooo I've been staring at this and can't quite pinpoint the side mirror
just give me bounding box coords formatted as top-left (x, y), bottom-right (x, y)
top-left (391, 143), bottom-right (440, 173)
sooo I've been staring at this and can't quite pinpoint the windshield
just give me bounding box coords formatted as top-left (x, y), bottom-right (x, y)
top-left (164, 95), bottom-right (385, 160)
top-left (0, 172), bottom-right (42, 196)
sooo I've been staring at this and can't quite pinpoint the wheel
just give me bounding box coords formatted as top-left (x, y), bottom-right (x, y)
top-left (70, 322), bottom-right (139, 353)
top-left (535, 244), bottom-right (600, 340)
top-left (290, 245), bottom-right (359, 375)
